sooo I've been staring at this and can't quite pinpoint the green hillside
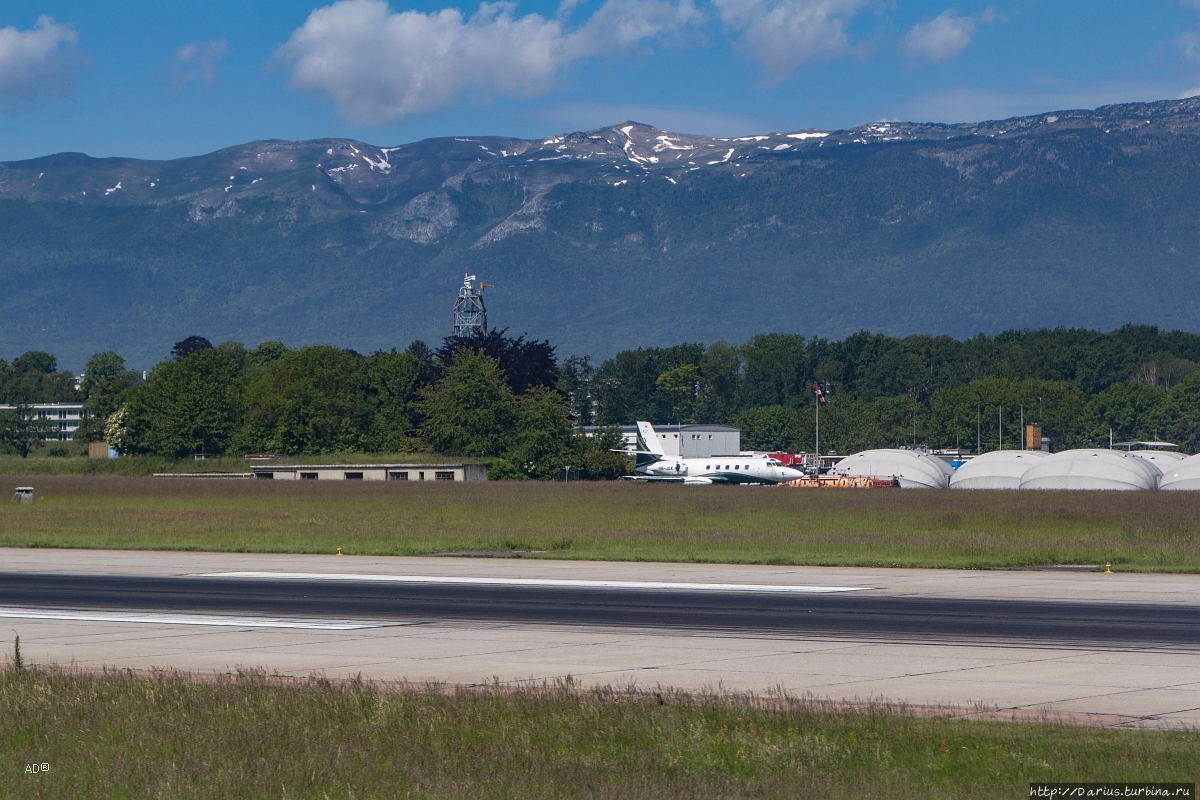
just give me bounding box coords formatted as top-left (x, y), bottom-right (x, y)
top-left (2, 98), bottom-right (1199, 369)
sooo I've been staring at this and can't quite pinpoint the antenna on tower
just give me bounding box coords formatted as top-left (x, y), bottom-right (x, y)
top-left (452, 271), bottom-right (491, 336)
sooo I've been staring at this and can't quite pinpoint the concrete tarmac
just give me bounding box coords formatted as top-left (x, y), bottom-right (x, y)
top-left (2, 549), bottom-right (1198, 729)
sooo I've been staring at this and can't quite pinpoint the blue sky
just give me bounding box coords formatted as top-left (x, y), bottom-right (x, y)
top-left (1, 0), bottom-right (1199, 160)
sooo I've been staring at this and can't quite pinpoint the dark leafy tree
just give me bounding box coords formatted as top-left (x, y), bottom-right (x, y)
top-left (436, 329), bottom-right (558, 396)
top-left (405, 340), bottom-right (433, 365)
top-left (171, 336), bottom-right (213, 361)
top-left (12, 351), bottom-right (57, 373)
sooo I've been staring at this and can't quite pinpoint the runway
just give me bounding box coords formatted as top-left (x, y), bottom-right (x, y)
top-left (2, 549), bottom-right (1198, 728)
top-left (0, 571), bottom-right (1196, 647)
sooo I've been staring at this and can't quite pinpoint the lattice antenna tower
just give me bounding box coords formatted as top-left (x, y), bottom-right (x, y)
top-left (452, 272), bottom-right (490, 336)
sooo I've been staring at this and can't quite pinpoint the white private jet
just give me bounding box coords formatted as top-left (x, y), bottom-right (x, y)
top-left (625, 421), bottom-right (807, 485)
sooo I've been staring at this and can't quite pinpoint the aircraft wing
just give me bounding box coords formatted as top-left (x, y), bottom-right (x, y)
top-left (620, 475), bottom-right (685, 483)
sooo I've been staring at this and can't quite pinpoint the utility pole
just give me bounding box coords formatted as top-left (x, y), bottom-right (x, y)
top-left (999, 405), bottom-right (1003, 451)
top-left (977, 408), bottom-right (981, 454)
top-left (1020, 405), bottom-right (1024, 450)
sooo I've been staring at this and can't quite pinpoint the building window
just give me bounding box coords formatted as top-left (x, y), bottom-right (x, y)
top-left (389, 471), bottom-right (409, 480)
top-left (434, 471), bottom-right (454, 481)
top-left (257, 473), bottom-right (274, 480)
top-left (300, 472), bottom-right (317, 480)
top-left (344, 472), bottom-right (364, 480)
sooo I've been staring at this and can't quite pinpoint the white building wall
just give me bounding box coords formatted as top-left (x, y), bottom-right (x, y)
top-left (0, 403), bottom-right (84, 441)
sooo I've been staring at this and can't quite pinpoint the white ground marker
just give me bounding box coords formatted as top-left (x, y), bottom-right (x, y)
top-left (0, 608), bottom-right (404, 630)
top-left (196, 573), bottom-right (874, 594)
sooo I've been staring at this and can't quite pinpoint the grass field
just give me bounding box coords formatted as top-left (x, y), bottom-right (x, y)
top-left (2, 664), bottom-right (1196, 799)
top-left (2, 476), bottom-right (1199, 570)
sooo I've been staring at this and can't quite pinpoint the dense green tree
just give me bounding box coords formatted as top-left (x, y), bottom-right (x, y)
top-left (78, 351), bottom-right (138, 442)
top-left (578, 425), bottom-right (629, 480)
top-left (247, 341), bottom-right (288, 371)
top-left (1084, 382), bottom-right (1177, 446)
top-left (593, 343), bottom-right (704, 424)
top-left (0, 405), bottom-right (55, 457)
top-left (738, 334), bottom-right (805, 409)
top-left (117, 347), bottom-right (243, 457)
top-left (418, 352), bottom-right (516, 457)
top-left (0, 351), bottom-right (79, 405)
top-left (655, 364), bottom-right (699, 423)
top-left (365, 349), bottom-right (423, 452)
top-left (695, 341), bottom-right (740, 423)
top-left (506, 386), bottom-right (582, 480)
top-left (236, 346), bottom-right (376, 455)
top-left (929, 378), bottom-right (1088, 452)
top-left (735, 406), bottom-right (806, 452)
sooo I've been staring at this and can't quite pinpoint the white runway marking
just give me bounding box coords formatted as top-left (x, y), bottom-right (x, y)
top-left (0, 608), bottom-right (403, 630)
top-left (196, 573), bottom-right (874, 594)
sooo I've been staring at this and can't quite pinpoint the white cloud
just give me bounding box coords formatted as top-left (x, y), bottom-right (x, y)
top-left (0, 15), bottom-right (80, 109)
top-left (1178, 30), bottom-right (1199, 60)
top-left (711, 0), bottom-right (868, 78)
top-left (172, 40), bottom-right (228, 88)
top-left (901, 9), bottom-right (981, 61)
top-left (275, 0), bottom-right (700, 123)
top-left (1181, 87), bottom-right (1200, 98)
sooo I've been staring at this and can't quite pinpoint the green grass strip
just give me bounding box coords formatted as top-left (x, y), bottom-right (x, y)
top-left (3, 477), bottom-right (1200, 571)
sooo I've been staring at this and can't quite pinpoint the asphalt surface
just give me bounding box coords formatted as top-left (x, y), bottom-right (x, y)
top-left (2, 571), bottom-right (1196, 646)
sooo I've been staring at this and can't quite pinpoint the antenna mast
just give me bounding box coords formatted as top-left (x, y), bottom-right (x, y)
top-left (452, 272), bottom-right (489, 336)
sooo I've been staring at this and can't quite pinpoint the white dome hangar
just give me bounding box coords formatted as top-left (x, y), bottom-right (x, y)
top-left (1018, 449), bottom-right (1161, 491)
top-left (834, 449), bottom-right (953, 489)
top-left (949, 450), bottom-right (1048, 490)
top-left (1158, 453), bottom-right (1200, 491)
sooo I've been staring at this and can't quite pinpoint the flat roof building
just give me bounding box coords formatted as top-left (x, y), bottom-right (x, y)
top-left (249, 463), bottom-right (487, 482)
top-left (583, 423), bottom-right (741, 458)
top-left (0, 402), bottom-right (84, 441)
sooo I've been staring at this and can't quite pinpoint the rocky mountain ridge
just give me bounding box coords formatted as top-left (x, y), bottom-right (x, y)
top-left (1, 97), bottom-right (1199, 369)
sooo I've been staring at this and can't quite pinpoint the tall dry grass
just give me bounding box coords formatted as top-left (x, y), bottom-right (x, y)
top-left (1, 663), bottom-right (1196, 799)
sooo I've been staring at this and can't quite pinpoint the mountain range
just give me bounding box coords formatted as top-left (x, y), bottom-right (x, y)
top-left (2, 97), bottom-right (1200, 370)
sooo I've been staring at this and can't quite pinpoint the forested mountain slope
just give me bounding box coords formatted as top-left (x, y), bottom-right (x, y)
top-left (3, 97), bottom-right (1200, 369)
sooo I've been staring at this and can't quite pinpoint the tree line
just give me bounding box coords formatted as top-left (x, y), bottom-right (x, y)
top-left (4, 324), bottom-right (1200, 471)
top-left (561, 325), bottom-right (1200, 454)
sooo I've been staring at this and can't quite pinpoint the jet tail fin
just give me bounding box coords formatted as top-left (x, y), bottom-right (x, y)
top-left (636, 421), bottom-right (665, 456)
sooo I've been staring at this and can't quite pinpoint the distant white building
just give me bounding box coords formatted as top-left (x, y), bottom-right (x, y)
top-left (583, 423), bottom-right (741, 458)
top-left (0, 403), bottom-right (84, 441)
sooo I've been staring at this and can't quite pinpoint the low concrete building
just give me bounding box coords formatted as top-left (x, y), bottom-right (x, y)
top-left (251, 463), bottom-right (487, 482)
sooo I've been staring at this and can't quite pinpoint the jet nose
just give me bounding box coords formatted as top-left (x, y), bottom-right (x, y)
top-left (781, 467), bottom-right (805, 480)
